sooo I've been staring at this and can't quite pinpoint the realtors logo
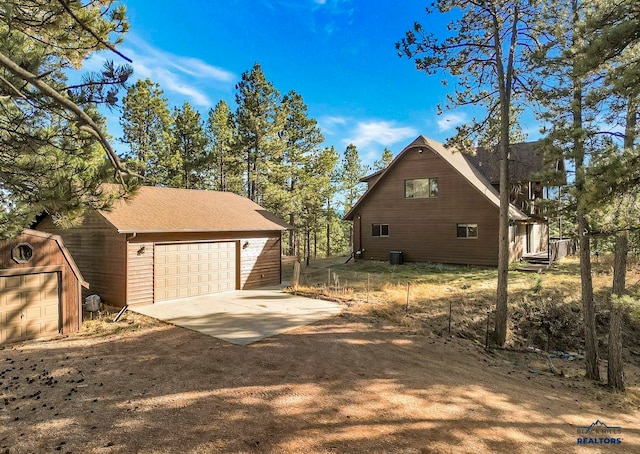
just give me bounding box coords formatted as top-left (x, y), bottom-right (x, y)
top-left (576, 420), bottom-right (623, 445)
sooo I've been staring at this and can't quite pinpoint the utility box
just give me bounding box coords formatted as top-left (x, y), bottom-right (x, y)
top-left (390, 250), bottom-right (403, 265)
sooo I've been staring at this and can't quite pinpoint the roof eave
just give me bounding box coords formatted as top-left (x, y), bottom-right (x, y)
top-left (116, 227), bottom-right (290, 234)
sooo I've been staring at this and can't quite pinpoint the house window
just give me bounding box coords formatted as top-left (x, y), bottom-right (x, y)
top-left (457, 224), bottom-right (478, 239)
top-left (372, 224), bottom-right (389, 237)
top-left (405, 178), bottom-right (438, 198)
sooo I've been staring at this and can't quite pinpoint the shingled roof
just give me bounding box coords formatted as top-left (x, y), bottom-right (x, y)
top-left (465, 141), bottom-right (565, 184)
top-left (97, 186), bottom-right (291, 233)
top-left (345, 136), bottom-right (529, 221)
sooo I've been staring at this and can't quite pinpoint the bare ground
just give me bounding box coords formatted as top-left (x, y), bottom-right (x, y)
top-left (1, 308), bottom-right (639, 454)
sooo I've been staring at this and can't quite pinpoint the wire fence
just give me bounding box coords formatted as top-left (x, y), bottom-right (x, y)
top-left (286, 261), bottom-right (604, 354)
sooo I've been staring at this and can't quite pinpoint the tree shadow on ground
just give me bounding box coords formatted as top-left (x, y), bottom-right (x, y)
top-left (1, 312), bottom-right (638, 453)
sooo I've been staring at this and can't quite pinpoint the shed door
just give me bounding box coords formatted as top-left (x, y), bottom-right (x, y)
top-left (0, 273), bottom-right (60, 344)
top-left (154, 242), bottom-right (237, 303)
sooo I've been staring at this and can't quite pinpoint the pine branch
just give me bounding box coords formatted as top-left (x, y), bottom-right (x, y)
top-left (56, 0), bottom-right (132, 63)
top-left (0, 50), bottom-right (134, 181)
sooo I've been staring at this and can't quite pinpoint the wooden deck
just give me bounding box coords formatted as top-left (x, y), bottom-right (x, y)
top-left (521, 251), bottom-right (551, 265)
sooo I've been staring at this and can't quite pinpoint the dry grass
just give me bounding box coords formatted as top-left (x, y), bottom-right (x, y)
top-left (289, 255), bottom-right (640, 353)
top-left (77, 307), bottom-right (163, 338)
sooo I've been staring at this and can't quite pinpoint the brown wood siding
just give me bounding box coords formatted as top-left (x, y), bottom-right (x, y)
top-left (126, 242), bottom-right (154, 305)
top-left (37, 211), bottom-right (127, 307)
top-left (353, 147), bottom-right (501, 266)
top-left (0, 233), bottom-right (82, 338)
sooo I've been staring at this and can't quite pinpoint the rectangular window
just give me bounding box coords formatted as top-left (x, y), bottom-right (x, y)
top-left (372, 224), bottom-right (389, 237)
top-left (457, 223), bottom-right (478, 239)
top-left (405, 178), bottom-right (438, 198)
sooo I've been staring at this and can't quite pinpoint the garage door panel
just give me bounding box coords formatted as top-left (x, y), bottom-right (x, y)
top-left (1, 272), bottom-right (59, 344)
top-left (4, 325), bottom-right (26, 343)
top-left (155, 242), bottom-right (237, 303)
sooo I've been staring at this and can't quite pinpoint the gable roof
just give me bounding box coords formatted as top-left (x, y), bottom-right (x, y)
top-left (344, 136), bottom-right (528, 221)
top-left (97, 186), bottom-right (291, 233)
top-left (466, 141), bottom-right (566, 184)
top-left (22, 229), bottom-right (89, 288)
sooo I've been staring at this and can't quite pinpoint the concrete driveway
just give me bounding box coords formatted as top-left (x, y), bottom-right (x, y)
top-left (130, 288), bottom-right (342, 345)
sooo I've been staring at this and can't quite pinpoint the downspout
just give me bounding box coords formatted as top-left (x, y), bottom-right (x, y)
top-left (125, 232), bottom-right (137, 305)
top-left (358, 214), bottom-right (362, 256)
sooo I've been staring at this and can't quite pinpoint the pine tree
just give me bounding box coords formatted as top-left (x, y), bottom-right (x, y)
top-left (169, 103), bottom-right (208, 189)
top-left (206, 100), bottom-right (243, 193)
top-left (339, 144), bottom-right (368, 252)
top-left (397, 0), bottom-right (541, 346)
top-left (373, 148), bottom-right (394, 171)
top-left (277, 90), bottom-right (324, 256)
top-left (0, 0), bottom-right (133, 236)
top-left (531, 0), bottom-right (614, 380)
top-left (234, 63), bottom-right (285, 202)
top-left (299, 146), bottom-right (339, 264)
top-left (340, 144), bottom-right (368, 213)
top-left (119, 79), bottom-right (173, 184)
top-left (579, 7), bottom-right (640, 388)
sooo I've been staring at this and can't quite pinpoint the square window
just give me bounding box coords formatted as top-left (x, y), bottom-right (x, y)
top-left (457, 224), bottom-right (478, 239)
top-left (372, 224), bottom-right (389, 237)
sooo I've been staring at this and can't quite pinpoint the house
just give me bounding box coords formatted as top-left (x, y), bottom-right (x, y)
top-left (344, 136), bottom-right (553, 266)
top-left (1, 229), bottom-right (88, 344)
top-left (36, 186), bottom-right (291, 307)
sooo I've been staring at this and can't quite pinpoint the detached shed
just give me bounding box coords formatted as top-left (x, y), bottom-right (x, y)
top-left (0, 230), bottom-right (88, 344)
top-left (36, 186), bottom-right (291, 307)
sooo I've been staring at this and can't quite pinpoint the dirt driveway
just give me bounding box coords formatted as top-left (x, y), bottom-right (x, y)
top-left (1, 309), bottom-right (638, 453)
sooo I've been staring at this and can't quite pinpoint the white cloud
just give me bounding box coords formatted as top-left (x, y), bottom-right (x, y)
top-left (344, 120), bottom-right (417, 148)
top-left (437, 112), bottom-right (468, 132)
top-left (132, 60), bottom-right (212, 107)
top-left (318, 115), bottom-right (348, 135)
top-left (93, 34), bottom-right (238, 108)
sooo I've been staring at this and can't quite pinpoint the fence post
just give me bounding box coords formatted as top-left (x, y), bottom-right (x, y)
top-left (405, 282), bottom-right (411, 312)
top-left (485, 310), bottom-right (491, 349)
top-left (367, 273), bottom-right (370, 303)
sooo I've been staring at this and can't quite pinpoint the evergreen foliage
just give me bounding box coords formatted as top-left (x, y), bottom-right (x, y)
top-left (0, 0), bottom-right (133, 237)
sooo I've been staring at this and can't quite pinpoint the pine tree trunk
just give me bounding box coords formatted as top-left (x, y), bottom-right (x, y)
top-left (490, 4), bottom-right (518, 348)
top-left (326, 198), bottom-right (331, 258)
top-left (608, 305), bottom-right (624, 390)
top-left (579, 218), bottom-right (599, 380)
top-left (608, 95), bottom-right (634, 390)
top-left (494, 139), bottom-right (510, 346)
top-left (608, 231), bottom-right (628, 390)
top-left (289, 214), bottom-right (296, 257)
top-left (571, 0), bottom-right (599, 380)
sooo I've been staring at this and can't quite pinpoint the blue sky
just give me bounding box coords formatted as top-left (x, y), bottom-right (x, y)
top-left (93, 0), bottom-right (540, 166)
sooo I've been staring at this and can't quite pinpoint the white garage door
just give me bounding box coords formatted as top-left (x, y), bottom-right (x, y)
top-left (0, 272), bottom-right (59, 344)
top-left (154, 242), bottom-right (237, 303)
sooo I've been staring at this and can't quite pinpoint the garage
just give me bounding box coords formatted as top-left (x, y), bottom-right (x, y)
top-left (154, 242), bottom-right (237, 302)
top-left (0, 230), bottom-right (87, 345)
top-left (0, 272), bottom-right (59, 344)
top-left (36, 186), bottom-right (291, 307)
